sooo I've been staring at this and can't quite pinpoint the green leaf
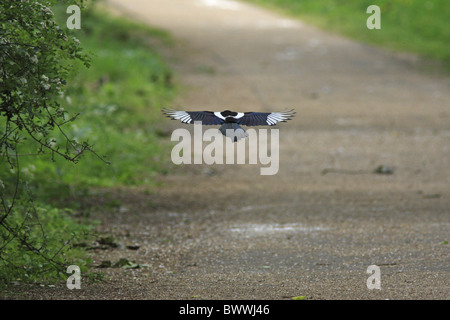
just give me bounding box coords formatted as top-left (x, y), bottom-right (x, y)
top-left (97, 260), bottom-right (112, 268)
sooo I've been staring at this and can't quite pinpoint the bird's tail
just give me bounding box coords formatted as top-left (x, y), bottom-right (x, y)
top-left (219, 123), bottom-right (249, 142)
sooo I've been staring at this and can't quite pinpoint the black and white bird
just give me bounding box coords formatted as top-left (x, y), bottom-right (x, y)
top-left (162, 108), bottom-right (295, 142)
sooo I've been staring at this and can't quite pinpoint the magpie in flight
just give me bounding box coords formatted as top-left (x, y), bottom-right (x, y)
top-left (162, 108), bottom-right (295, 142)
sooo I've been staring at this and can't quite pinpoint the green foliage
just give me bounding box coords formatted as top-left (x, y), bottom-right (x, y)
top-left (0, 0), bottom-right (97, 287)
top-left (0, 193), bottom-right (95, 284)
top-left (30, 5), bottom-right (175, 187)
top-left (246, 0), bottom-right (450, 71)
top-left (1, 1), bottom-right (174, 286)
top-left (0, 0), bottom-right (93, 165)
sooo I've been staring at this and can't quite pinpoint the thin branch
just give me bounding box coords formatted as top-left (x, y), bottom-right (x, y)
top-left (0, 153), bottom-right (51, 157)
top-left (0, 146), bottom-right (20, 226)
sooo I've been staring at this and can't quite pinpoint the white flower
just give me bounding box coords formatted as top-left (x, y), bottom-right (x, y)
top-left (72, 37), bottom-right (80, 46)
top-left (48, 139), bottom-right (56, 148)
top-left (21, 165), bottom-right (35, 179)
top-left (41, 6), bottom-right (53, 15)
top-left (40, 75), bottom-right (50, 89)
top-left (31, 55), bottom-right (38, 64)
top-left (19, 77), bottom-right (27, 85)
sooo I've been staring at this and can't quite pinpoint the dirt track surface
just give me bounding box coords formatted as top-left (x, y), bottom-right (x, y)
top-left (13, 0), bottom-right (450, 299)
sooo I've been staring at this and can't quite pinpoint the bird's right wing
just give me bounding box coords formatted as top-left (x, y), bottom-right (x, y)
top-left (237, 109), bottom-right (295, 126)
top-left (162, 109), bottom-right (224, 125)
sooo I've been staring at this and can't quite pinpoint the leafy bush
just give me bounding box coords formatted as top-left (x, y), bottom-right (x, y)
top-left (1, 0), bottom-right (174, 287)
top-left (0, 0), bottom-right (93, 165)
top-left (0, 197), bottom-right (94, 283)
top-left (0, 0), bottom-right (96, 286)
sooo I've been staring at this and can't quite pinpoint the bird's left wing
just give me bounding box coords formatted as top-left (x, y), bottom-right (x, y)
top-left (162, 109), bottom-right (224, 125)
top-left (237, 109), bottom-right (295, 126)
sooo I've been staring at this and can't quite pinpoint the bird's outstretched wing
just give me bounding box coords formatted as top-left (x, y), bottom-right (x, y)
top-left (162, 109), bottom-right (224, 125)
top-left (237, 110), bottom-right (295, 126)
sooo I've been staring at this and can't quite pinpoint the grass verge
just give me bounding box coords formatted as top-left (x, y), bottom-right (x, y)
top-left (245, 0), bottom-right (450, 72)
